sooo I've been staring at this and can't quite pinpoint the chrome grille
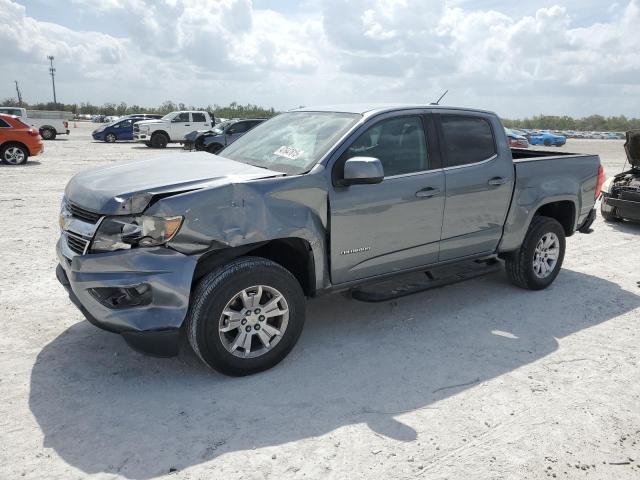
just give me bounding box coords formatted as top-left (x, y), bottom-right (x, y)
top-left (66, 232), bottom-right (90, 255)
top-left (68, 201), bottom-right (101, 224)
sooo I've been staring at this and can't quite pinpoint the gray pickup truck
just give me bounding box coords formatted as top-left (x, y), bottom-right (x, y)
top-left (56, 105), bottom-right (603, 375)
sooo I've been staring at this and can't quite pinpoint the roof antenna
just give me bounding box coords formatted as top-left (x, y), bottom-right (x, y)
top-left (431, 90), bottom-right (448, 105)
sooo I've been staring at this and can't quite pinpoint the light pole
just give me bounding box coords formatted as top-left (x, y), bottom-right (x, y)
top-left (47, 55), bottom-right (57, 106)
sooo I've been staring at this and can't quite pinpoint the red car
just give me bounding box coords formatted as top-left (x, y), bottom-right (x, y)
top-left (0, 113), bottom-right (44, 165)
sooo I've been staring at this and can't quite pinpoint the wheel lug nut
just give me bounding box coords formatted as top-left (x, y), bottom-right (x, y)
top-left (254, 309), bottom-right (261, 314)
top-left (245, 310), bottom-right (252, 316)
top-left (245, 326), bottom-right (252, 332)
top-left (254, 324), bottom-right (261, 330)
top-left (259, 315), bottom-right (265, 321)
top-left (241, 319), bottom-right (247, 325)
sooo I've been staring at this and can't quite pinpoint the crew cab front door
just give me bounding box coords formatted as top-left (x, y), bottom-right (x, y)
top-left (329, 113), bottom-right (445, 284)
top-left (169, 112), bottom-right (192, 140)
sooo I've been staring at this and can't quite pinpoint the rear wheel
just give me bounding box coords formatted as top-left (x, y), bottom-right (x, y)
top-left (505, 216), bottom-right (565, 290)
top-left (186, 257), bottom-right (306, 376)
top-left (144, 142), bottom-right (152, 147)
top-left (105, 133), bottom-right (117, 143)
top-left (1, 143), bottom-right (28, 165)
top-left (151, 132), bottom-right (169, 148)
top-left (543, 139), bottom-right (552, 147)
top-left (40, 127), bottom-right (56, 140)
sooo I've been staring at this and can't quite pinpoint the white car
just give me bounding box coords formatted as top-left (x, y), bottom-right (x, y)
top-left (0, 107), bottom-right (70, 140)
top-left (133, 111), bottom-right (214, 148)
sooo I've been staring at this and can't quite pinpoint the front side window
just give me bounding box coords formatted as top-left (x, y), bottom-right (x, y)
top-left (440, 115), bottom-right (496, 167)
top-left (0, 118), bottom-right (10, 128)
top-left (192, 112), bottom-right (206, 123)
top-left (220, 111), bottom-right (360, 175)
top-left (172, 112), bottom-right (190, 122)
top-left (227, 122), bottom-right (249, 135)
top-left (340, 116), bottom-right (428, 177)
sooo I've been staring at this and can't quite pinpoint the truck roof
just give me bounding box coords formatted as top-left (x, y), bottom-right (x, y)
top-left (292, 103), bottom-right (496, 117)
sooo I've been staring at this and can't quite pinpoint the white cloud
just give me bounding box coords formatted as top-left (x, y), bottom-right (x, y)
top-left (1, 0), bottom-right (639, 117)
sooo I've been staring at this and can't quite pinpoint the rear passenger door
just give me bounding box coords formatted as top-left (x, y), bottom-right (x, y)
top-left (436, 113), bottom-right (514, 261)
top-left (191, 112), bottom-right (210, 130)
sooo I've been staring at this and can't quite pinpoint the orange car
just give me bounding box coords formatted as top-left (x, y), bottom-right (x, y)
top-left (0, 113), bottom-right (44, 165)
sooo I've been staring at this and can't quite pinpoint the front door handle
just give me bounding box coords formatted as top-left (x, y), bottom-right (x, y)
top-left (416, 187), bottom-right (440, 198)
top-left (184, 124), bottom-right (191, 126)
top-left (488, 177), bottom-right (507, 186)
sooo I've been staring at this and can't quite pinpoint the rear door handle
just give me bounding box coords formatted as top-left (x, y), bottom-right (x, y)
top-left (415, 187), bottom-right (440, 198)
top-left (488, 177), bottom-right (507, 186)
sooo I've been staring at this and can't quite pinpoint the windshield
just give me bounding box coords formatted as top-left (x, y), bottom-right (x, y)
top-left (212, 120), bottom-right (233, 134)
top-left (220, 112), bottom-right (361, 175)
top-left (161, 112), bottom-right (177, 121)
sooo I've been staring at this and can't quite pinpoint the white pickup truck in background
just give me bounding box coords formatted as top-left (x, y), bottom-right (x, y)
top-left (133, 110), bottom-right (214, 148)
top-left (0, 107), bottom-right (71, 140)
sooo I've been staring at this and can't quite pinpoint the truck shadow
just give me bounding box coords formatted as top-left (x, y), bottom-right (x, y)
top-left (29, 268), bottom-right (640, 479)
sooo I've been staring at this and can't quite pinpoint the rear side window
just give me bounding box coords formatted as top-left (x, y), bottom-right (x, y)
top-left (0, 119), bottom-right (10, 128)
top-left (192, 112), bottom-right (206, 122)
top-left (440, 115), bottom-right (496, 167)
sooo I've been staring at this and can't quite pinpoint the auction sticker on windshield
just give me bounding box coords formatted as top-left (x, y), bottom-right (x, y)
top-left (274, 145), bottom-right (304, 160)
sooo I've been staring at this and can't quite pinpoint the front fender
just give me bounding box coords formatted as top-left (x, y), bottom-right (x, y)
top-left (148, 173), bottom-right (330, 290)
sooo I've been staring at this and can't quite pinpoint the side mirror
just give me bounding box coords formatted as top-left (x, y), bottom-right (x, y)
top-left (342, 157), bottom-right (384, 185)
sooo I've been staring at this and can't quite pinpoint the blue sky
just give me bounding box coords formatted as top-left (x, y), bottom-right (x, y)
top-left (2, 0), bottom-right (639, 117)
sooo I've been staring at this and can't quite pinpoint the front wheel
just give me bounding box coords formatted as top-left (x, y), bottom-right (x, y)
top-left (186, 257), bottom-right (306, 376)
top-left (600, 199), bottom-right (621, 222)
top-left (505, 216), bottom-right (566, 290)
top-left (205, 143), bottom-right (223, 155)
top-left (150, 133), bottom-right (168, 148)
top-left (105, 133), bottom-right (117, 143)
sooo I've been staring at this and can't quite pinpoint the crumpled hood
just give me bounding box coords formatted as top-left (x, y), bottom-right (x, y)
top-left (65, 152), bottom-right (283, 215)
top-left (625, 130), bottom-right (640, 168)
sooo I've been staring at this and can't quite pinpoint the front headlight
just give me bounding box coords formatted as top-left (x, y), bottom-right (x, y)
top-left (92, 215), bottom-right (183, 252)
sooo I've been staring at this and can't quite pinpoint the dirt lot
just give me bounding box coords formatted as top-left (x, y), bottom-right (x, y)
top-left (1, 123), bottom-right (639, 479)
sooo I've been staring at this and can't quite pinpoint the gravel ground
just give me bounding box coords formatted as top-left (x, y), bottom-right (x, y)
top-left (1, 123), bottom-right (639, 479)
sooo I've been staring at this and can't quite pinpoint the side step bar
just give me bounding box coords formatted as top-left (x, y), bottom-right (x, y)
top-left (350, 259), bottom-right (502, 303)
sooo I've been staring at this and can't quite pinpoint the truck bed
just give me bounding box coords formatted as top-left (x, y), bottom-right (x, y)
top-left (510, 148), bottom-right (585, 161)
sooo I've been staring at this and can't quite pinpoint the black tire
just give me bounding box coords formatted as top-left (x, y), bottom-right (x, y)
top-left (186, 257), bottom-right (306, 376)
top-left (105, 133), bottom-right (117, 143)
top-left (505, 216), bottom-right (566, 290)
top-left (144, 142), bottom-right (152, 147)
top-left (543, 139), bottom-right (552, 147)
top-left (151, 132), bottom-right (169, 148)
top-left (205, 143), bottom-right (223, 155)
top-left (40, 127), bottom-right (56, 140)
top-left (1, 142), bottom-right (29, 165)
top-left (600, 199), bottom-right (621, 222)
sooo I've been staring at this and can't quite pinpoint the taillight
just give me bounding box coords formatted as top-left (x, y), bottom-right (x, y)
top-left (63, 121), bottom-right (69, 128)
top-left (594, 165), bottom-right (605, 199)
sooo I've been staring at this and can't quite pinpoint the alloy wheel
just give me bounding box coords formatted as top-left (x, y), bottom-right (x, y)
top-left (533, 233), bottom-right (560, 278)
top-left (218, 285), bottom-right (289, 358)
top-left (4, 147), bottom-right (26, 165)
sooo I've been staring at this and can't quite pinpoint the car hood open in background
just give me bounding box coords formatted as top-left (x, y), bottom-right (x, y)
top-left (65, 153), bottom-right (284, 215)
top-left (625, 130), bottom-right (640, 168)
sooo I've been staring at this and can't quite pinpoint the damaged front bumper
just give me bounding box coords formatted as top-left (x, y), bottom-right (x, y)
top-left (56, 239), bottom-right (198, 356)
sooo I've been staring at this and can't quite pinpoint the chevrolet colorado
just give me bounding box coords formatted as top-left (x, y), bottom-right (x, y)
top-left (56, 105), bottom-right (603, 376)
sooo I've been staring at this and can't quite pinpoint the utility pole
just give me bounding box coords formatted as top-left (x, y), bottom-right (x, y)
top-left (47, 55), bottom-right (57, 106)
top-left (14, 80), bottom-right (22, 106)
